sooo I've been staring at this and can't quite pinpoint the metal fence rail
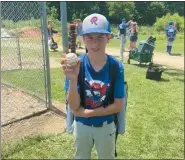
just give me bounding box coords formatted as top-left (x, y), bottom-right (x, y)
top-left (1, 36), bottom-right (22, 71)
top-left (0, 1), bottom-right (51, 126)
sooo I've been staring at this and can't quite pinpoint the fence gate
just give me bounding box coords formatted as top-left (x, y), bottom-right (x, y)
top-left (0, 2), bottom-right (51, 126)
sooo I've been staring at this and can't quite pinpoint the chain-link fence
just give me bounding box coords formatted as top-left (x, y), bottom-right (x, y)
top-left (1, 2), bottom-right (51, 126)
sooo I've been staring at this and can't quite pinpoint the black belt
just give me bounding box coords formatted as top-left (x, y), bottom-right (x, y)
top-left (76, 120), bottom-right (113, 128)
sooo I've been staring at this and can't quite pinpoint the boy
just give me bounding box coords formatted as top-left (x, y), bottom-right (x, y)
top-left (165, 21), bottom-right (177, 55)
top-left (118, 18), bottom-right (132, 61)
top-left (62, 13), bottom-right (125, 159)
top-left (75, 19), bottom-right (83, 49)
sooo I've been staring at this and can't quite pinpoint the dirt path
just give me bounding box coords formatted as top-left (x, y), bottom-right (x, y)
top-left (2, 110), bottom-right (66, 144)
top-left (105, 47), bottom-right (184, 70)
top-left (1, 84), bottom-right (47, 126)
top-left (2, 101), bottom-right (67, 144)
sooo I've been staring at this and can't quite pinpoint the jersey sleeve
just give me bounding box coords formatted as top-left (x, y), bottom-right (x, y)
top-left (114, 63), bottom-right (125, 99)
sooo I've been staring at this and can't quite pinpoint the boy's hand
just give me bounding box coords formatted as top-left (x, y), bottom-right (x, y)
top-left (72, 107), bottom-right (90, 118)
top-left (61, 55), bottom-right (80, 81)
top-left (73, 108), bottom-right (97, 118)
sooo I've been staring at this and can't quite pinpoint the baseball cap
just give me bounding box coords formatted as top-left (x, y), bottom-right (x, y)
top-left (80, 13), bottom-right (110, 35)
top-left (169, 21), bottom-right (174, 25)
top-left (122, 18), bottom-right (126, 22)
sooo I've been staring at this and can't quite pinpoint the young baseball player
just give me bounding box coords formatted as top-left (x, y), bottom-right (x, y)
top-left (62, 13), bottom-right (125, 159)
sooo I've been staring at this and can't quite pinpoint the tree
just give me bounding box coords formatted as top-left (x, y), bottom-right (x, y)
top-left (145, 2), bottom-right (168, 25)
top-left (106, 2), bottom-right (135, 24)
top-left (47, 6), bottom-right (58, 20)
top-left (132, 2), bottom-right (150, 25)
top-left (46, 1), bottom-right (184, 26)
top-left (164, 2), bottom-right (184, 16)
top-left (133, 2), bottom-right (168, 25)
top-left (46, 2), bottom-right (60, 20)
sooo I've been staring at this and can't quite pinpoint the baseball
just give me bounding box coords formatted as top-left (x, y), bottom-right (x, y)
top-left (65, 53), bottom-right (78, 66)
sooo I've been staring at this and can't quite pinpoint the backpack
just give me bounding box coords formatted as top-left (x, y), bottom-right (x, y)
top-left (78, 54), bottom-right (128, 157)
top-left (166, 26), bottom-right (176, 42)
top-left (146, 63), bottom-right (166, 81)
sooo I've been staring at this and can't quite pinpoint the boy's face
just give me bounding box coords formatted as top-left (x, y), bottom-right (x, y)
top-left (83, 33), bottom-right (109, 53)
top-left (76, 20), bottom-right (81, 24)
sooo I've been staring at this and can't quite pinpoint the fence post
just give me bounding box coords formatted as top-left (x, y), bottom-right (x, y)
top-left (60, 2), bottom-right (69, 53)
top-left (0, 4), bottom-right (2, 160)
top-left (40, 2), bottom-right (52, 109)
top-left (0, 1), bottom-right (1, 50)
top-left (16, 36), bottom-right (22, 70)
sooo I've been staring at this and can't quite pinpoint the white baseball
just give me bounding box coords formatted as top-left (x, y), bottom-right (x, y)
top-left (66, 53), bottom-right (78, 66)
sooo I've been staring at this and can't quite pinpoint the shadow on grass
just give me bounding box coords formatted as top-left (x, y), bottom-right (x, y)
top-left (50, 50), bottom-right (59, 53)
top-left (132, 63), bottom-right (150, 68)
top-left (176, 78), bottom-right (184, 83)
top-left (146, 78), bottom-right (170, 83)
top-left (159, 78), bottom-right (170, 82)
top-left (131, 63), bottom-right (184, 77)
top-left (170, 53), bottom-right (182, 56)
top-left (164, 68), bottom-right (184, 77)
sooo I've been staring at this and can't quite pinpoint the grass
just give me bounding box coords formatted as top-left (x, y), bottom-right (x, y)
top-left (1, 24), bottom-right (184, 159)
top-left (1, 69), bottom-right (46, 100)
top-left (108, 34), bottom-right (184, 55)
top-left (50, 68), bottom-right (66, 102)
top-left (1, 68), bottom-right (66, 103)
top-left (1, 62), bottom-right (184, 159)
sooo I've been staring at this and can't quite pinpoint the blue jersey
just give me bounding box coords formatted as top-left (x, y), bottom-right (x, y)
top-left (64, 54), bottom-right (125, 125)
top-left (119, 23), bottom-right (127, 36)
top-left (64, 76), bottom-right (69, 92)
top-left (165, 25), bottom-right (176, 38)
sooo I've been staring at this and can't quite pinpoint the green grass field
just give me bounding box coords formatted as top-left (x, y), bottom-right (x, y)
top-left (2, 62), bottom-right (184, 159)
top-left (1, 69), bottom-right (46, 99)
top-left (1, 25), bottom-right (184, 159)
top-left (108, 34), bottom-right (184, 55)
top-left (1, 68), bottom-right (66, 103)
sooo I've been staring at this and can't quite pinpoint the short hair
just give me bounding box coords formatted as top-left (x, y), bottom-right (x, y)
top-left (48, 20), bottom-right (52, 24)
top-left (76, 19), bottom-right (81, 22)
top-left (169, 21), bottom-right (174, 25)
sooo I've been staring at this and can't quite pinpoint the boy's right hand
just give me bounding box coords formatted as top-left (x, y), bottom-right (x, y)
top-left (61, 56), bottom-right (80, 81)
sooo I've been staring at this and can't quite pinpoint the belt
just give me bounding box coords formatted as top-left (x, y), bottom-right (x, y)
top-left (76, 119), bottom-right (113, 128)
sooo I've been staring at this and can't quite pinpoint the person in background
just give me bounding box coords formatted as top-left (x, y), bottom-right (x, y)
top-left (127, 20), bottom-right (133, 50)
top-left (118, 18), bottom-right (133, 62)
top-left (76, 19), bottom-right (83, 49)
top-left (165, 21), bottom-right (177, 55)
top-left (47, 20), bottom-right (53, 47)
top-left (129, 21), bottom-right (139, 50)
top-left (47, 20), bottom-right (58, 50)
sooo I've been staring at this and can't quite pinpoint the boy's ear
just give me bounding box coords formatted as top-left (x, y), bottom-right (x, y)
top-left (107, 38), bottom-right (110, 43)
top-left (107, 35), bottom-right (111, 43)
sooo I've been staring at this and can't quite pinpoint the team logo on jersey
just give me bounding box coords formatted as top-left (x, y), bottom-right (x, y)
top-left (85, 79), bottom-right (109, 108)
top-left (90, 16), bottom-right (98, 25)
